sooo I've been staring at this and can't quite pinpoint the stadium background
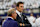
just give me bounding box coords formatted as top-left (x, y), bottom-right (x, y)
top-left (0, 0), bottom-right (40, 18)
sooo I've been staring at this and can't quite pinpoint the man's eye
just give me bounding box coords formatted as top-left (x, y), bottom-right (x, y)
top-left (21, 6), bottom-right (23, 7)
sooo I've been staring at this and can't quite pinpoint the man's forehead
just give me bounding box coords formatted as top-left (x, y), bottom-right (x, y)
top-left (19, 4), bottom-right (24, 6)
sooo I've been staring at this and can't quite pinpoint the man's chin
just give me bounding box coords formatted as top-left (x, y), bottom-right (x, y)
top-left (21, 11), bottom-right (23, 12)
top-left (13, 17), bottom-right (16, 19)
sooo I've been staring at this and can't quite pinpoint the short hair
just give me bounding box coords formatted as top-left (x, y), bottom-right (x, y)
top-left (16, 2), bottom-right (24, 7)
top-left (7, 8), bottom-right (16, 16)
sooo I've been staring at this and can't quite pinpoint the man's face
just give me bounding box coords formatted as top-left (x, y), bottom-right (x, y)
top-left (17, 4), bottom-right (24, 12)
top-left (30, 14), bottom-right (33, 16)
top-left (12, 11), bottom-right (17, 19)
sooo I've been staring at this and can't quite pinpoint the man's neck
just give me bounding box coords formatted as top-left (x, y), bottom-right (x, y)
top-left (9, 16), bottom-right (14, 20)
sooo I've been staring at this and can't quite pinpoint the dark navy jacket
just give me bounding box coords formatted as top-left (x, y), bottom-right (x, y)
top-left (2, 18), bottom-right (18, 27)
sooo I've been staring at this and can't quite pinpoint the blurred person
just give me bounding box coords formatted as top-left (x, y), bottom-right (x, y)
top-left (28, 13), bottom-right (36, 27)
top-left (0, 16), bottom-right (4, 25)
top-left (37, 14), bottom-right (39, 19)
top-left (0, 16), bottom-right (4, 27)
top-left (16, 2), bottom-right (32, 27)
top-left (35, 15), bottom-right (40, 27)
top-left (2, 8), bottom-right (18, 27)
top-left (12, 2), bottom-right (16, 8)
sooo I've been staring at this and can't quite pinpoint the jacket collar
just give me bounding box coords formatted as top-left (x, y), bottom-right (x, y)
top-left (7, 16), bottom-right (14, 20)
top-left (16, 10), bottom-right (21, 17)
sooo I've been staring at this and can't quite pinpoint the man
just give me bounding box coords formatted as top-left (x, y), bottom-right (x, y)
top-left (35, 16), bottom-right (40, 27)
top-left (0, 16), bottom-right (4, 25)
top-left (0, 16), bottom-right (4, 27)
top-left (16, 2), bottom-right (32, 27)
top-left (2, 8), bottom-right (18, 27)
top-left (37, 14), bottom-right (39, 19)
top-left (28, 13), bottom-right (36, 27)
